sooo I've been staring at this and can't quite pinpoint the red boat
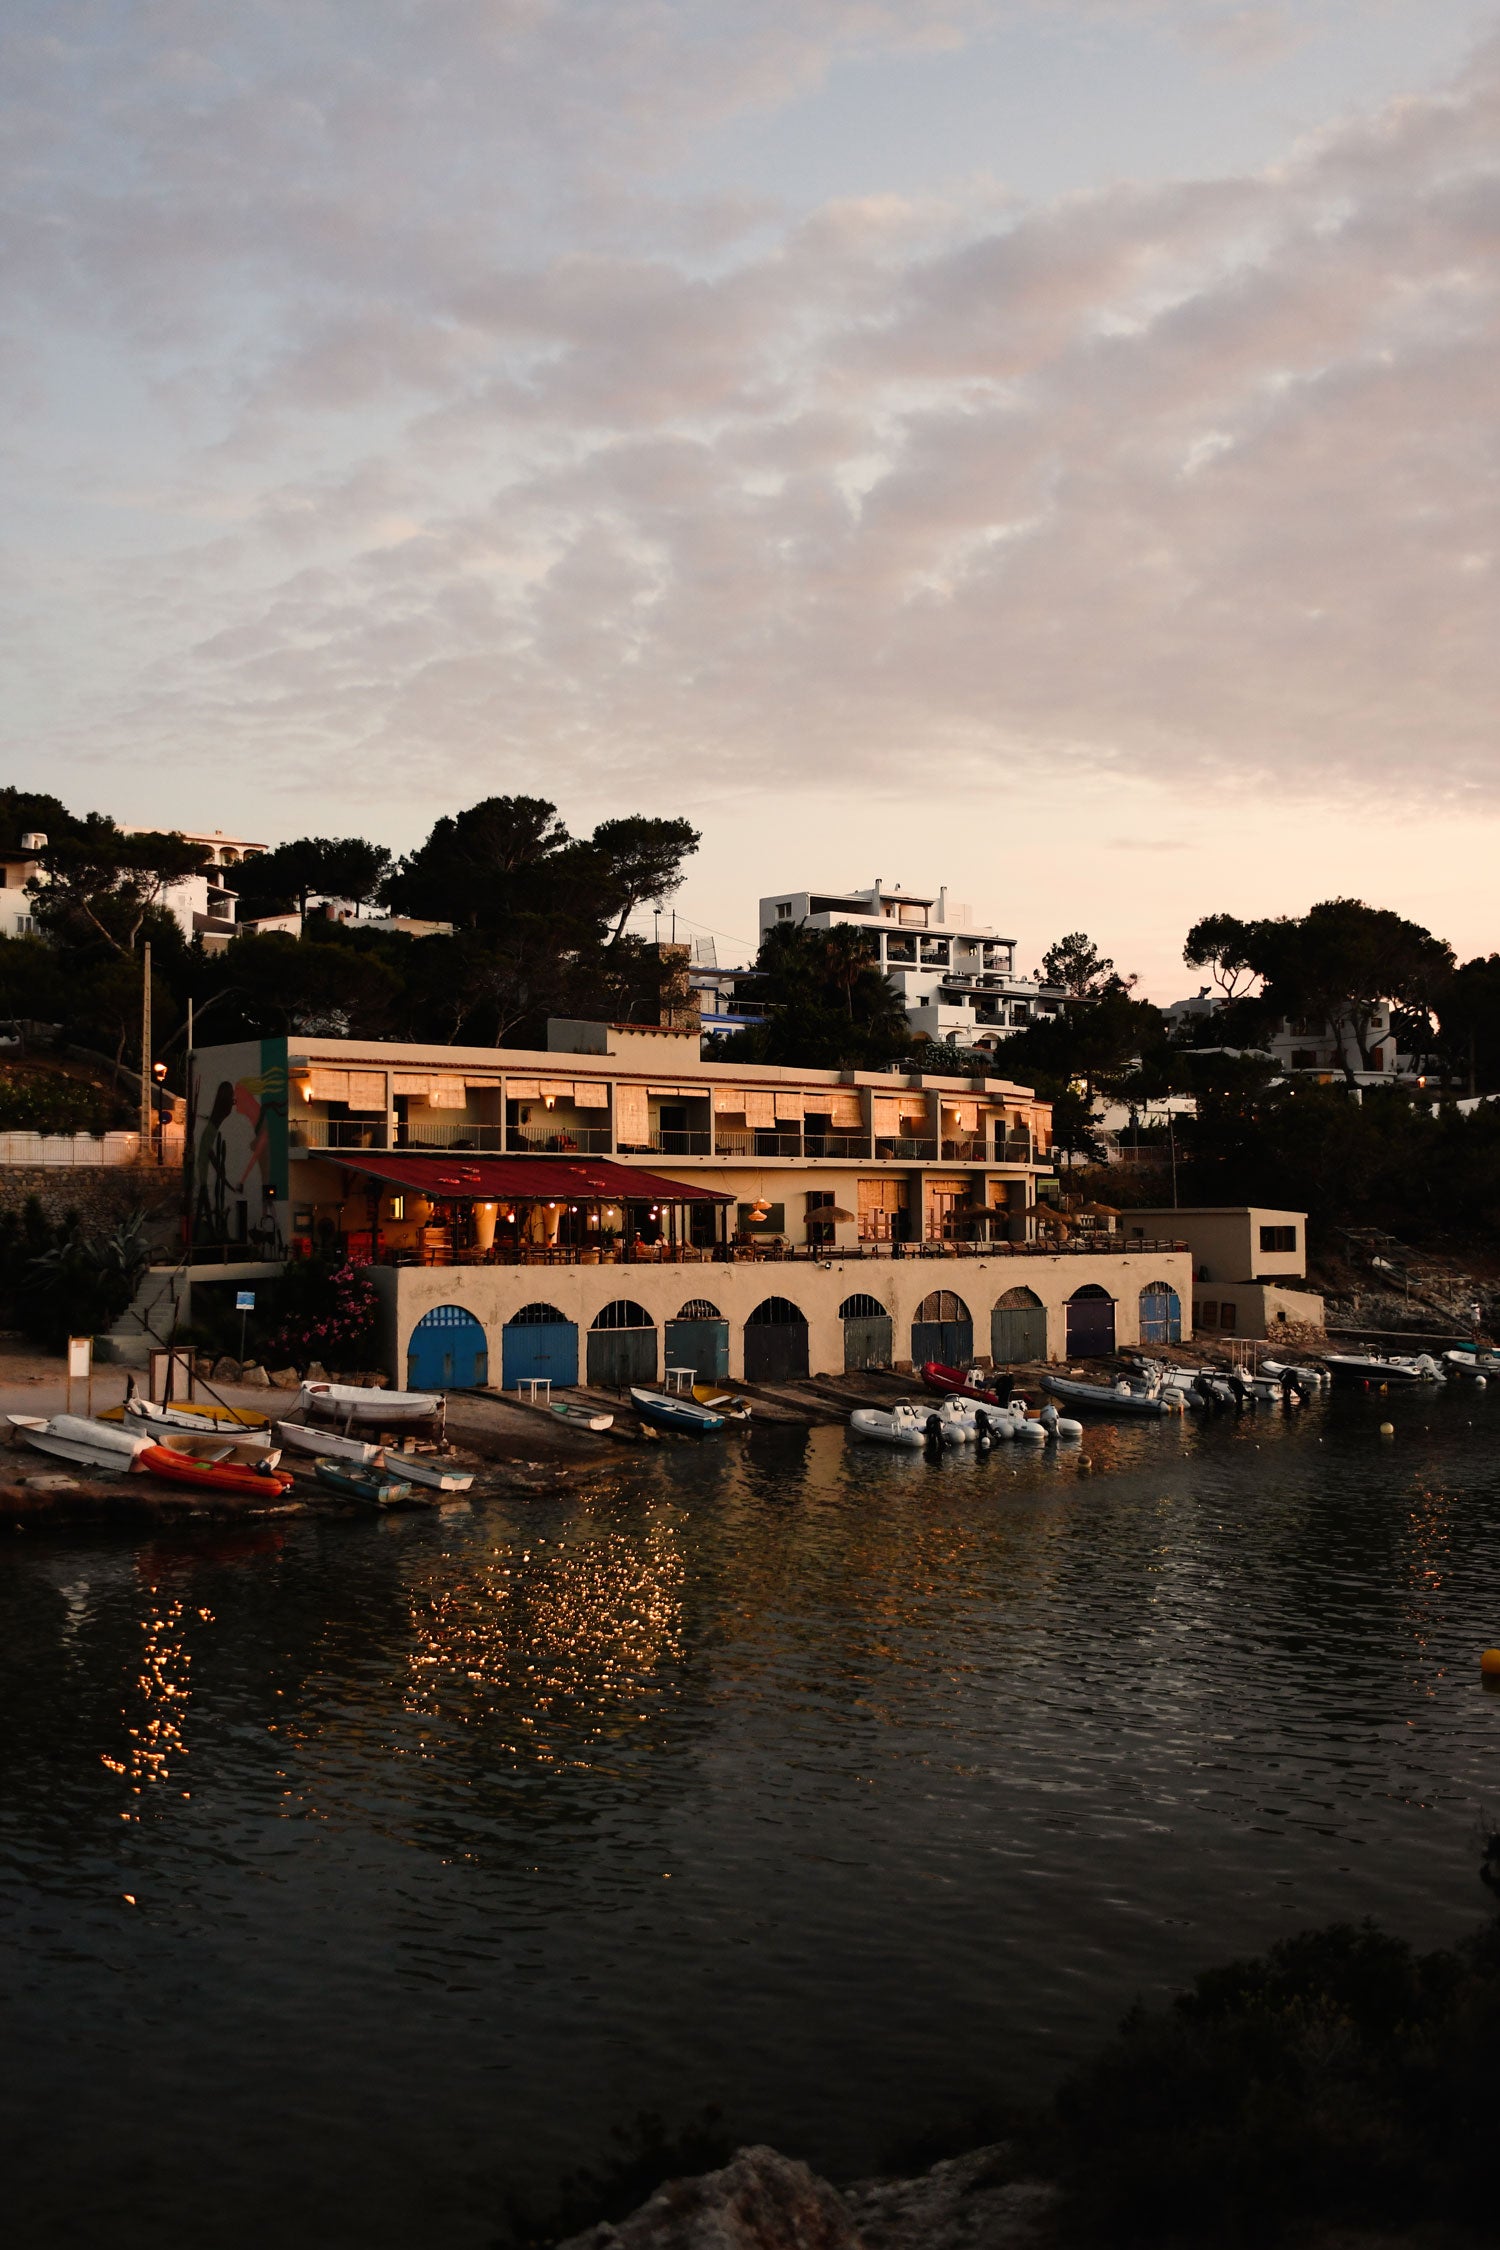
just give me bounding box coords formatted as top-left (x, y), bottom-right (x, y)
top-left (134, 1445), bottom-right (295, 1498)
top-left (919, 1361), bottom-right (1014, 1407)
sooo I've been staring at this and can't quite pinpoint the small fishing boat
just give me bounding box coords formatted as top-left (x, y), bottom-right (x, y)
top-left (1441, 1351), bottom-right (1489, 1384)
top-left (312, 1460), bottom-right (412, 1507)
top-left (296, 1381), bottom-right (442, 1426)
top-left (101, 1398), bottom-right (271, 1434)
top-left (276, 1420), bottom-right (383, 1467)
top-left (692, 1385), bottom-right (751, 1421)
top-left (920, 1362), bottom-right (1013, 1407)
top-left (8, 1414), bottom-right (154, 1474)
top-left (122, 1400), bottom-right (282, 1460)
top-left (550, 1401), bottom-right (615, 1432)
top-left (135, 1444), bottom-right (294, 1498)
top-left (1041, 1375), bottom-right (1169, 1418)
top-left (849, 1401), bottom-right (932, 1449)
top-left (383, 1452), bottom-right (475, 1492)
top-left (629, 1387), bottom-right (726, 1434)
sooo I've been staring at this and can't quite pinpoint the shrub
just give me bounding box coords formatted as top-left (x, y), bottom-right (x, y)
top-left (11, 1207), bottom-right (151, 1351)
top-left (261, 1257), bottom-right (378, 1373)
top-left (0, 1066), bottom-right (120, 1135)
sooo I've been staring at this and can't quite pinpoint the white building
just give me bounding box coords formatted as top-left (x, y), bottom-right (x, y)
top-left (756, 882), bottom-right (1067, 1051)
top-left (0, 826), bottom-right (269, 956)
top-left (1164, 989), bottom-right (1415, 1087)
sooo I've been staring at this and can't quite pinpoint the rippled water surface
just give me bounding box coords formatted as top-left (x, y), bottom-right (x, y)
top-left (4, 1388), bottom-right (1499, 2247)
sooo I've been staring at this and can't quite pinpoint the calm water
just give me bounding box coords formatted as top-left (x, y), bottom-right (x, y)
top-left (3, 1388), bottom-right (1499, 2248)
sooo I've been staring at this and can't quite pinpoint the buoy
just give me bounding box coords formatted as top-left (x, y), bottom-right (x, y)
top-left (1379, 1422), bottom-right (1394, 1436)
top-left (1078, 1456), bottom-right (1093, 1473)
top-left (1482, 1649), bottom-right (1500, 1678)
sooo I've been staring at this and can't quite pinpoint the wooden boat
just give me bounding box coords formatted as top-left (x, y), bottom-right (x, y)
top-left (692, 1385), bottom-right (751, 1420)
top-left (629, 1386), bottom-right (726, 1434)
top-left (296, 1381), bottom-right (441, 1426)
top-left (135, 1444), bottom-right (294, 1498)
top-left (383, 1452), bottom-right (475, 1491)
top-left (122, 1400), bottom-right (282, 1460)
top-left (550, 1401), bottom-right (615, 1432)
top-left (8, 1413), bottom-right (154, 1474)
top-left (1041, 1375), bottom-right (1169, 1418)
top-left (919, 1361), bottom-right (1014, 1407)
top-left (101, 1398), bottom-right (271, 1433)
top-left (312, 1460), bottom-right (413, 1507)
top-left (276, 1420), bottom-right (383, 1467)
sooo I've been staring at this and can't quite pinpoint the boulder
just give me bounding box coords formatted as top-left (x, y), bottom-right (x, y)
top-left (557, 2147), bottom-right (863, 2250)
top-left (304, 1362), bottom-right (329, 1382)
top-left (269, 1368), bottom-right (301, 1390)
top-left (211, 1357), bottom-right (241, 1383)
top-left (240, 1363), bottom-right (271, 1389)
top-left (844, 2148), bottom-right (1056, 2250)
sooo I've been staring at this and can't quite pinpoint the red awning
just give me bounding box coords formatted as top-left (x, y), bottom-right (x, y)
top-left (328, 1153), bottom-right (731, 1204)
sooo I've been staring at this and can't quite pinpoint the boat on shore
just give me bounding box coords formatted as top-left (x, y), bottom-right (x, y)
top-left (276, 1420), bottom-right (383, 1467)
top-left (121, 1400), bottom-right (282, 1460)
top-left (630, 1387), bottom-right (726, 1434)
top-left (549, 1401), bottom-right (615, 1432)
top-left (382, 1451), bottom-right (474, 1492)
top-left (1041, 1375), bottom-right (1170, 1418)
top-left (135, 1445), bottom-right (294, 1498)
top-left (692, 1385), bottom-right (752, 1420)
top-left (296, 1381), bottom-right (441, 1426)
top-left (101, 1398), bottom-right (271, 1434)
top-left (9, 1414), bottom-right (155, 1473)
top-left (919, 1362), bottom-right (1014, 1407)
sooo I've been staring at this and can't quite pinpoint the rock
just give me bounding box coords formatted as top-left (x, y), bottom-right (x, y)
top-left (556, 2147), bottom-right (863, 2250)
top-left (194, 1354), bottom-right (215, 1380)
top-left (269, 1367), bottom-right (301, 1390)
top-left (845, 2148), bottom-right (1057, 2250)
top-left (304, 1361), bottom-right (329, 1383)
top-left (366, 1373), bottom-right (388, 1389)
top-left (211, 1356), bottom-right (241, 1383)
top-left (240, 1363), bottom-right (271, 1388)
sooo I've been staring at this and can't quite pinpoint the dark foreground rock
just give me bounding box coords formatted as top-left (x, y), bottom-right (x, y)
top-left (555, 2145), bottom-right (1055, 2250)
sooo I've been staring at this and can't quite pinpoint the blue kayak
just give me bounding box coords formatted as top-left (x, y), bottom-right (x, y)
top-left (629, 1387), bottom-right (726, 1434)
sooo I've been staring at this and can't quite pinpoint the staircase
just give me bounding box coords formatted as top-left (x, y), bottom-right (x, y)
top-left (96, 1266), bottom-right (187, 1368)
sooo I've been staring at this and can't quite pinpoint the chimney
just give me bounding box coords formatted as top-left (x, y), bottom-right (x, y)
top-left (938, 886), bottom-right (947, 925)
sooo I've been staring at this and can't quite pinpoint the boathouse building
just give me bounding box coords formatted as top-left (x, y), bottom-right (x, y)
top-left (190, 1021), bottom-right (1192, 1389)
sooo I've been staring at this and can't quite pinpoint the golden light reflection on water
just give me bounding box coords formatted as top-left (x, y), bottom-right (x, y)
top-left (100, 1586), bottom-right (211, 1800)
top-left (401, 1521), bottom-right (686, 1768)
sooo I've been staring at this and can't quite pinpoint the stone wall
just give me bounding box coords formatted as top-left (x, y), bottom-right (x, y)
top-left (0, 1163), bottom-right (185, 1247)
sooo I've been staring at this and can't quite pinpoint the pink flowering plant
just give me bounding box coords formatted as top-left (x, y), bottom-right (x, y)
top-left (263, 1259), bottom-right (378, 1372)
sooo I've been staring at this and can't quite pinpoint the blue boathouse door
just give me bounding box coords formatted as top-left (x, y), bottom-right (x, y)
top-left (406, 1305), bottom-right (489, 1390)
top-left (500, 1302), bottom-right (579, 1390)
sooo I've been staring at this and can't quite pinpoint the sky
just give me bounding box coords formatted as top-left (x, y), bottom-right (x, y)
top-left (2, 0), bottom-right (1498, 999)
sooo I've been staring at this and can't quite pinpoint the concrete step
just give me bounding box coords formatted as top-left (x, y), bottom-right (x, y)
top-left (96, 1265), bottom-right (186, 1367)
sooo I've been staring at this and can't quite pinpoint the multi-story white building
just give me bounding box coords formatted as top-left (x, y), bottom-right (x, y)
top-left (1164, 990), bottom-right (1414, 1088)
top-left (1, 826), bottom-right (269, 957)
top-left (756, 882), bottom-right (1067, 1051)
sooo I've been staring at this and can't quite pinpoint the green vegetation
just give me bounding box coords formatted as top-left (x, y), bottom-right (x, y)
top-left (0, 1198), bottom-right (149, 1351)
top-left (705, 921), bottom-right (911, 1069)
top-left (0, 1066), bottom-right (122, 1134)
top-left (1034, 1912), bottom-right (1500, 2245)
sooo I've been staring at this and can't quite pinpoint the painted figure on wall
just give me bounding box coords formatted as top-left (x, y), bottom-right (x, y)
top-left (193, 1053), bottom-right (288, 1243)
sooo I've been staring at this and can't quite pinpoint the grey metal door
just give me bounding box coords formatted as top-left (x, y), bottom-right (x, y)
top-left (1065, 1289), bottom-right (1116, 1356)
top-left (663, 1319), bottom-right (729, 1383)
top-left (586, 1326), bottom-right (658, 1387)
top-left (843, 1316), bottom-right (893, 1371)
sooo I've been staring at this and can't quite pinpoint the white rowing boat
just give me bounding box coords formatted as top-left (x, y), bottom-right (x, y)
top-left (296, 1381), bottom-right (441, 1426)
top-left (8, 1414), bottom-right (154, 1474)
top-left (276, 1420), bottom-right (383, 1468)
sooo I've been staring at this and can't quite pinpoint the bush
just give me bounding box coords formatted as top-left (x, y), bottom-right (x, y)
top-left (261, 1257), bottom-right (378, 1373)
top-left (0, 1065), bottom-right (120, 1135)
top-left (1034, 1915), bottom-right (1500, 2244)
top-left (3, 1204), bottom-right (151, 1351)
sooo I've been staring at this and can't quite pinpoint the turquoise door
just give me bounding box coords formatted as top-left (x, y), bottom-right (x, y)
top-left (500, 1304), bottom-right (579, 1389)
top-left (406, 1306), bottom-right (489, 1390)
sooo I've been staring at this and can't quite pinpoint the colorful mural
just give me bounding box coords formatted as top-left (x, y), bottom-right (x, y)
top-left (192, 1039), bottom-right (289, 1246)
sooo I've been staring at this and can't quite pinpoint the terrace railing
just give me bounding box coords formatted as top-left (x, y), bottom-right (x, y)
top-left (802, 1132), bottom-right (870, 1159)
top-left (874, 1134), bottom-right (938, 1161)
top-left (506, 1125), bottom-right (613, 1155)
top-left (712, 1128), bottom-right (803, 1158)
top-left (398, 1121), bottom-right (504, 1151)
top-left (648, 1129), bottom-right (713, 1156)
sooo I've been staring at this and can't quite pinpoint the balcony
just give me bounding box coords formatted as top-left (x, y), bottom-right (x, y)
top-left (398, 1121), bottom-right (504, 1151)
top-left (939, 1136), bottom-right (990, 1162)
top-left (998, 1133), bottom-right (1033, 1165)
top-left (802, 1132), bottom-right (870, 1159)
top-left (712, 1128), bottom-right (804, 1158)
top-left (875, 1135), bottom-right (938, 1161)
top-left (507, 1124), bottom-right (613, 1155)
top-left (647, 1128), bottom-right (713, 1156)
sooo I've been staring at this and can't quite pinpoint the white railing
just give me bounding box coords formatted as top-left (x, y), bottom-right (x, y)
top-left (0, 1129), bottom-right (185, 1168)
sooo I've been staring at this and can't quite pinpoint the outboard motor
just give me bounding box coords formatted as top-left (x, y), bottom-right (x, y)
top-left (1038, 1402), bottom-right (1060, 1440)
top-left (925, 1413), bottom-right (944, 1449)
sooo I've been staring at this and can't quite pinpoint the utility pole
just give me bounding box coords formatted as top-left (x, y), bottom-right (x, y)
top-left (139, 941), bottom-right (153, 1151)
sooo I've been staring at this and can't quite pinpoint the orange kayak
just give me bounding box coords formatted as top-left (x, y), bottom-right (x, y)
top-left (135, 1444), bottom-right (295, 1498)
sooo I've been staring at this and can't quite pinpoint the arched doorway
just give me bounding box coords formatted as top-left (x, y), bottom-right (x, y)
top-left (406, 1305), bottom-right (488, 1391)
top-left (744, 1296), bottom-right (809, 1383)
top-left (1139, 1279), bottom-right (1182, 1346)
top-left (664, 1299), bottom-right (729, 1384)
top-left (1066, 1283), bottom-right (1116, 1357)
top-left (992, 1286), bottom-right (1046, 1365)
top-left (840, 1293), bottom-right (892, 1372)
top-left (587, 1300), bottom-right (658, 1388)
top-left (501, 1301), bottom-right (578, 1390)
top-left (912, 1290), bottom-right (972, 1368)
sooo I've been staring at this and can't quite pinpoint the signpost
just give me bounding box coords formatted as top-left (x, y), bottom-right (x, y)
top-left (66, 1335), bottom-right (93, 1419)
top-left (236, 1290), bottom-right (255, 1368)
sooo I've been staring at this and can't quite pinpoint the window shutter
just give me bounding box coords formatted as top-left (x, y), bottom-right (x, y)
top-left (615, 1085), bottom-right (648, 1142)
top-left (308, 1069), bottom-right (350, 1102)
top-left (346, 1072), bottom-right (386, 1113)
top-left (573, 1081), bottom-right (609, 1109)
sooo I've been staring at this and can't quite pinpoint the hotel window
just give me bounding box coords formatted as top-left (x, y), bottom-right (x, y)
top-left (1219, 1302), bottom-right (1237, 1331)
top-left (1259, 1225), bottom-right (1296, 1253)
top-left (1290, 1049), bottom-right (1318, 1069)
top-left (1198, 1300), bottom-right (1217, 1328)
top-left (776, 901), bottom-right (793, 920)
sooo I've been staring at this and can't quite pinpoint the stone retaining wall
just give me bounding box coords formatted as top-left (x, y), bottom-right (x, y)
top-left (0, 1163), bottom-right (184, 1243)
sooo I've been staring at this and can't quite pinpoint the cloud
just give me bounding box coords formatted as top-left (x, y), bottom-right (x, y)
top-left (1, 3), bottom-right (1496, 830)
